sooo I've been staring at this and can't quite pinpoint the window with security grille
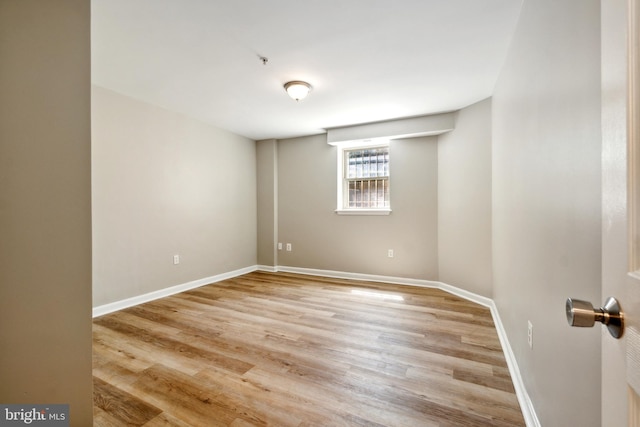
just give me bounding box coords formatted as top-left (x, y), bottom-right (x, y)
top-left (343, 147), bottom-right (390, 209)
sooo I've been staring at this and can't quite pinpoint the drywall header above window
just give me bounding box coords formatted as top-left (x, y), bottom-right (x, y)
top-left (326, 112), bottom-right (455, 146)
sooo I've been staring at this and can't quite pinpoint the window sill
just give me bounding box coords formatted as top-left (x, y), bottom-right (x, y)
top-left (335, 209), bottom-right (392, 216)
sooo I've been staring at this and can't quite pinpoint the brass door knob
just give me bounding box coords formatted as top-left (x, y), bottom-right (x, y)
top-left (565, 297), bottom-right (624, 339)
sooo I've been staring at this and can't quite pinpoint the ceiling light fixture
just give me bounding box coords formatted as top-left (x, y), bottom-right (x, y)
top-left (284, 81), bottom-right (312, 101)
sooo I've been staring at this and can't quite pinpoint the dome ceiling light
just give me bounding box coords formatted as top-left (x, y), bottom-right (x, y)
top-left (284, 81), bottom-right (312, 101)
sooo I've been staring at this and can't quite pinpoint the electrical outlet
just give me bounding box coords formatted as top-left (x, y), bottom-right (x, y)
top-left (173, 254), bottom-right (180, 265)
top-left (286, 243), bottom-right (292, 252)
top-left (388, 249), bottom-right (394, 258)
top-left (277, 242), bottom-right (282, 250)
top-left (527, 321), bottom-right (533, 349)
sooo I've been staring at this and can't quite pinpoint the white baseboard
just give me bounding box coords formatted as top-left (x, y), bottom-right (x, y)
top-left (92, 265), bottom-right (258, 318)
top-left (272, 264), bottom-right (442, 286)
top-left (256, 264), bottom-right (278, 272)
top-left (490, 304), bottom-right (541, 427)
top-left (93, 263), bottom-right (539, 426)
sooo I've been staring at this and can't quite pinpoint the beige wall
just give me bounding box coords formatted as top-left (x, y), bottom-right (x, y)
top-left (438, 98), bottom-right (493, 297)
top-left (260, 108), bottom-right (496, 288)
top-left (0, 1), bottom-right (93, 425)
top-left (256, 139), bottom-right (278, 267)
top-left (492, 0), bottom-right (602, 425)
top-left (275, 134), bottom-right (439, 279)
top-left (92, 86), bottom-right (257, 306)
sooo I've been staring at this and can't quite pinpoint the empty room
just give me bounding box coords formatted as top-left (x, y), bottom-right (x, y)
top-left (2, 0), bottom-right (639, 426)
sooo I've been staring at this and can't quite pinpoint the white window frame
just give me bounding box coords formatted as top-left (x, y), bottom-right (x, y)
top-left (335, 140), bottom-right (391, 215)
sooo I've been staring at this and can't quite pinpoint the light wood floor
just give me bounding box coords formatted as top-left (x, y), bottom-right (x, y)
top-left (93, 271), bottom-right (525, 426)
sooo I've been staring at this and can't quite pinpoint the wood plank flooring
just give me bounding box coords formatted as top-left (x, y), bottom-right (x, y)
top-left (93, 271), bottom-right (525, 426)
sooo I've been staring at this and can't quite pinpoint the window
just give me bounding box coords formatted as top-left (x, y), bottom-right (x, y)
top-left (336, 143), bottom-right (391, 215)
top-left (345, 147), bottom-right (390, 208)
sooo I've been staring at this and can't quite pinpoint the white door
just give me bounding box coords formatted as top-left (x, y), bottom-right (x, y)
top-left (601, 1), bottom-right (640, 425)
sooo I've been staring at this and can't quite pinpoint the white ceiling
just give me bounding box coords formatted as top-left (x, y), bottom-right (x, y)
top-left (91, 0), bottom-right (523, 141)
